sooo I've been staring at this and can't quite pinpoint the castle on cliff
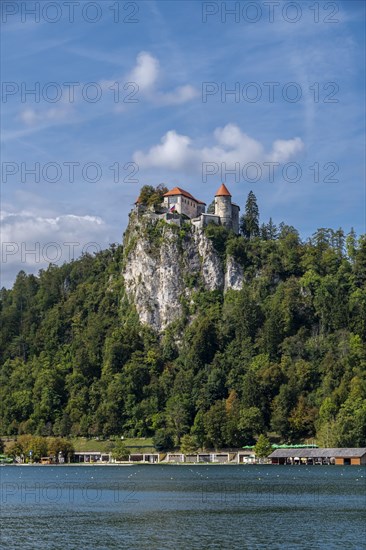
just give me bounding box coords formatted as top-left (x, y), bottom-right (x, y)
top-left (135, 184), bottom-right (240, 235)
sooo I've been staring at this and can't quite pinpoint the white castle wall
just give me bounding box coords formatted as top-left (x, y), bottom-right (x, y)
top-left (161, 190), bottom-right (240, 234)
top-left (163, 195), bottom-right (204, 218)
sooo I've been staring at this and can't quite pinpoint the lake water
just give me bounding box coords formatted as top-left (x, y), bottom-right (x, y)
top-left (0, 464), bottom-right (365, 549)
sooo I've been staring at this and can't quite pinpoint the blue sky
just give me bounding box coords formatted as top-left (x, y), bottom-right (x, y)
top-left (1, 0), bottom-right (365, 287)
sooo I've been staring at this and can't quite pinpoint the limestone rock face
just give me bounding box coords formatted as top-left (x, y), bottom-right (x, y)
top-left (122, 212), bottom-right (243, 331)
top-left (224, 256), bottom-right (244, 292)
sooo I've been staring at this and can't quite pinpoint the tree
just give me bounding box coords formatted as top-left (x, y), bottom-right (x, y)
top-left (53, 413), bottom-right (72, 437)
top-left (240, 191), bottom-right (259, 239)
top-left (0, 439), bottom-right (4, 453)
top-left (204, 400), bottom-right (227, 449)
top-left (346, 228), bottom-right (357, 262)
top-left (354, 235), bottom-right (366, 288)
top-left (47, 437), bottom-right (74, 462)
top-left (138, 184), bottom-right (168, 208)
top-left (270, 385), bottom-right (296, 439)
top-left (261, 218), bottom-right (277, 240)
top-left (9, 435), bottom-right (48, 462)
top-left (6, 440), bottom-right (24, 459)
top-left (165, 395), bottom-right (191, 444)
top-left (1, 199), bottom-right (365, 448)
top-left (191, 411), bottom-right (206, 449)
top-left (111, 441), bottom-right (129, 461)
top-left (153, 429), bottom-right (174, 451)
top-left (207, 200), bottom-right (215, 214)
top-left (254, 434), bottom-right (273, 458)
top-left (238, 407), bottom-right (264, 444)
top-left (180, 434), bottom-right (198, 454)
top-left (288, 396), bottom-right (317, 440)
top-left (267, 218), bottom-right (278, 240)
top-left (225, 390), bottom-right (243, 447)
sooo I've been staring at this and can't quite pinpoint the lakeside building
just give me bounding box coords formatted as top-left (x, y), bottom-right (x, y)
top-left (70, 448), bottom-right (366, 465)
top-left (268, 448), bottom-right (366, 466)
top-left (74, 451), bottom-right (111, 463)
top-left (128, 453), bottom-right (160, 463)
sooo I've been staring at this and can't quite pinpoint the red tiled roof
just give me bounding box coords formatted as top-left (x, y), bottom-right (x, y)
top-left (163, 187), bottom-right (206, 205)
top-left (215, 183), bottom-right (231, 197)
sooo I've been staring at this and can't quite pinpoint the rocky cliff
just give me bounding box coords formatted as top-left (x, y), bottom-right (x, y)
top-left (122, 211), bottom-right (244, 331)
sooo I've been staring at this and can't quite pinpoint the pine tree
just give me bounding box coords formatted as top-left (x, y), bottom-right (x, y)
top-left (260, 223), bottom-right (269, 240)
top-left (240, 191), bottom-right (259, 239)
top-left (346, 228), bottom-right (357, 262)
top-left (254, 434), bottom-right (273, 458)
top-left (260, 218), bottom-right (278, 240)
top-left (267, 217), bottom-right (278, 240)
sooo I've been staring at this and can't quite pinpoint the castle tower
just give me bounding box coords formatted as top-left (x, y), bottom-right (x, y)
top-left (215, 183), bottom-right (232, 228)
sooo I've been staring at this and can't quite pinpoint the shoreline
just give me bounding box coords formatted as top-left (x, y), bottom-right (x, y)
top-left (2, 462), bottom-right (355, 467)
top-left (2, 461), bottom-right (266, 466)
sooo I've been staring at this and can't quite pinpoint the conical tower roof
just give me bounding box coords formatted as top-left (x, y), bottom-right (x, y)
top-left (215, 183), bottom-right (231, 197)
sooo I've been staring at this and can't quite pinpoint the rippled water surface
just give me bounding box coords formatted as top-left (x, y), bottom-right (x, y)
top-left (1, 464), bottom-right (365, 549)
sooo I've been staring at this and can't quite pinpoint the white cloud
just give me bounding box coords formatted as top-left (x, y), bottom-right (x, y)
top-left (127, 51), bottom-right (159, 92)
top-left (156, 84), bottom-right (198, 106)
top-left (134, 130), bottom-right (193, 170)
top-left (18, 108), bottom-right (39, 126)
top-left (267, 137), bottom-right (304, 163)
top-left (126, 51), bottom-right (198, 105)
top-left (18, 105), bottom-right (72, 127)
top-left (15, 51), bottom-right (197, 131)
top-left (133, 124), bottom-right (304, 172)
top-left (101, 51), bottom-right (197, 105)
top-left (1, 210), bottom-right (109, 288)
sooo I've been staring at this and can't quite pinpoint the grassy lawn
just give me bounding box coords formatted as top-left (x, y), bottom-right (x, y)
top-left (1, 436), bottom-right (156, 454)
top-left (70, 437), bottom-right (156, 453)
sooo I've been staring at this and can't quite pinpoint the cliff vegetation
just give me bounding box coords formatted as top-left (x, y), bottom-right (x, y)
top-left (1, 192), bottom-right (365, 449)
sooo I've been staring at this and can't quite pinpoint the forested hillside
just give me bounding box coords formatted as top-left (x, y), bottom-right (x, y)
top-left (1, 201), bottom-right (366, 449)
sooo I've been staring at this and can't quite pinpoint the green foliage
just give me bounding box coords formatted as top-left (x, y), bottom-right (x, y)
top-left (180, 434), bottom-right (199, 454)
top-left (204, 400), bottom-right (227, 449)
top-left (204, 223), bottom-right (231, 260)
top-left (207, 200), bottom-right (215, 214)
top-left (138, 184), bottom-right (168, 208)
top-left (6, 435), bottom-right (74, 462)
top-left (1, 219), bottom-right (365, 449)
top-left (226, 237), bottom-right (248, 266)
top-left (191, 410), bottom-right (206, 448)
top-left (153, 429), bottom-right (174, 451)
top-left (46, 437), bottom-right (74, 461)
top-left (111, 440), bottom-right (129, 461)
top-left (240, 191), bottom-right (259, 239)
top-left (254, 434), bottom-right (273, 458)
